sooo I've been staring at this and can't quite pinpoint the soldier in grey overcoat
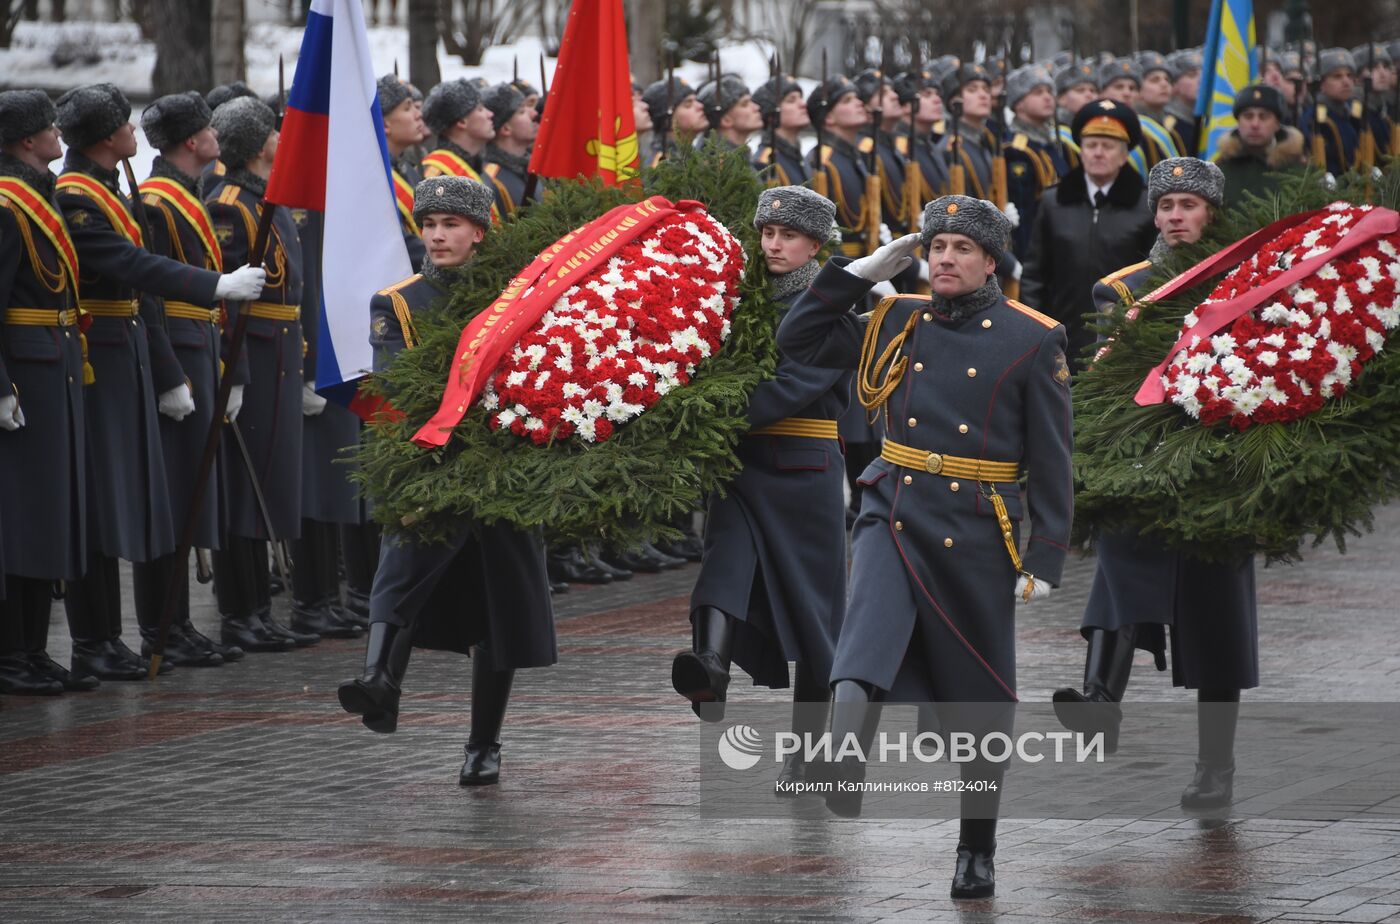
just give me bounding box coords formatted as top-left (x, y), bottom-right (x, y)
top-left (0, 90), bottom-right (87, 695)
top-left (338, 177), bottom-right (556, 788)
top-left (778, 196), bottom-right (1073, 900)
top-left (206, 96), bottom-right (312, 653)
top-left (674, 186), bottom-right (849, 789)
top-left (1054, 157), bottom-right (1256, 813)
top-left (53, 84), bottom-right (265, 683)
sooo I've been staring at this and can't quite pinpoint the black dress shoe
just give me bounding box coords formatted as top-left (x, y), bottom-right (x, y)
top-left (547, 547), bottom-right (613, 585)
top-left (291, 599), bottom-right (362, 639)
top-left (28, 651), bottom-right (100, 691)
top-left (323, 603), bottom-right (367, 637)
top-left (220, 613), bottom-right (295, 652)
top-left (256, 606), bottom-right (320, 647)
top-left (117, 636), bottom-right (174, 674)
top-left (950, 845), bottom-right (996, 899)
top-left (0, 653), bottom-right (64, 695)
top-left (142, 627), bottom-right (224, 667)
top-left (1180, 761), bottom-right (1235, 810)
top-left (71, 640), bottom-right (148, 681)
top-left (775, 754), bottom-right (805, 795)
top-left (605, 545), bottom-right (668, 574)
top-left (341, 590), bottom-right (371, 627)
top-left (459, 742), bottom-right (502, 785)
top-left (671, 649), bottom-right (730, 721)
top-left (643, 541), bottom-right (686, 570)
top-left (584, 548), bottom-right (632, 581)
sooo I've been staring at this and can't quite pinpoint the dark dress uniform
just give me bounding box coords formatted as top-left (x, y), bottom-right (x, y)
top-left (935, 121), bottom-right (999, 201)
top-left (207, 173), bottom-right (304, 543)
top-left (894, 124), bottom-right (949, 217)
top-left (366, 272), bottom-right (556, 670)
top-left (127, 159), bottom-right (237, 657)
top-left (1300, 97), bottom-right (1363, 175)
top-left (56, 151), bottom-right (225, 656)
top-left (1082, 262), bottom-right (1258, 690)
top-left (1163, 101), bottom-right (1199, 160)
top-left (0, 155), bottom-right (87, 687)
top-left (753, 136), bottom-right (811, 187)
top-left (688, 280), bottom-right (850, 689)
top-left (482, 145), bottom-right (529, 219)
top-left (1003, 121), bottom-right (1069, 261)
top-left (391, 164), bottom-right (426, 272)
top-left (777, 261), bottom-right (1074, 704)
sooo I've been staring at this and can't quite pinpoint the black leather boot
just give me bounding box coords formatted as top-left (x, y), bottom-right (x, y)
top-left (776, 660), bottom-right (831, 795)
top-left (1052, 625), bottom-right (1138, 753)
top-left (256, 604), bottom-right (321, 647)
top-left (0, 652), bottom-right (63, 695)
top-left (656, 511), bottom-right (705, 562)
top-left (671, 606), bottom-right (733, 721)
top-left (816, 680), bottom-right (884, 817)
top-left (547, 544), bottom-right (613, 584)
top-left (141, 624), bottom-right (224, 667)
top-left (950, 817), bottom-right (997, 899)
top-left (71, 639), bottom-right (148, 680)
top-left (1181, 688), bottom-right (1239, 810)
top-left (28, 651), bottom-right (99, 691)
top-left (583, 544), bottom-right (632, 581)
top-left (180, 621), bottom-right (242, 662)
top-left (460, 656), bottom-right (514, 786)
top-left (338, 622), bottom-right (415, 733)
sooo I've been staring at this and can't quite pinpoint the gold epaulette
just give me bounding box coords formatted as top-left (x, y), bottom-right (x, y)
top-left (858, 136), bottom-right (875, 154)
top-left (818, 144), bottom-right (834, 167)
top-left (377, 273), bottom-right (423, 297)
top-left (894, 135), bottom-right (909, 156)
top-left (483, 162), bottom-right (501, 178)
top-left (1164, 114), bottom-right (1178, 130)
top-left (1315, 104), bottom-right (1329, 125)
top-left (933, 119), bottom-right (946, 135)
top-left (1351, 99), bottom-right (1364, 119)
top-left (1005, 298), bottom-right (1057, 329)
top-left (755, 146), bottom-right (772, 165)
top-left (1099, 260), bottom-right (1152, 286)
top-left (1011, 133), bottom-right (1029, 152)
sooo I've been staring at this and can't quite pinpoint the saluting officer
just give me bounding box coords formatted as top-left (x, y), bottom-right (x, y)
top-left (1002, 65), bottom-right (1069, 261)
top-left (0, 90), bottom-right (88, 695)
top-left (129, 92), bottom-right (265, 670)
top-left (481, 82), bottom-right (538, 218)
top-left (378, 74), bottom-right (428, 272)
top-left (778, 197), bottom-right (1072, 899)
top-left (206, 96), bottom-right (311, 652)
top-left (338, 177), bottom-right (556, 787)
top-left (673, 187), bottom-right (849, 790)
top-left (53, 84), bottom-right (266, 682)
top-left (751, 74), bottom-right (812, 186)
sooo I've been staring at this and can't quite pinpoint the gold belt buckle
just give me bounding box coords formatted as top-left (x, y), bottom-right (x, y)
top-left (924, 452), bottom-right (944, 475)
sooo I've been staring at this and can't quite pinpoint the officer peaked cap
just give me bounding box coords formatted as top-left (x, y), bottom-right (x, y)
top-left (0, 89), bottom-right (56, 146)
top-left (413, 175), bottom-right (494, 228)
top-left (1071, 98), bottom-right (1143, 149)
top-left (55, 83), bottom-right (131, 151)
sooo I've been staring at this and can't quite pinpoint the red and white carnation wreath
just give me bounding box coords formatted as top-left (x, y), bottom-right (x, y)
top-left (1162, 203), bottom-right (1400, 429)
top-left (479, 210), bottom-right (745, 444)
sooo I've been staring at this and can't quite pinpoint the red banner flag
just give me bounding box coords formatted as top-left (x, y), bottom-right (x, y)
top-left (528, 0), bottom-right (639, 185)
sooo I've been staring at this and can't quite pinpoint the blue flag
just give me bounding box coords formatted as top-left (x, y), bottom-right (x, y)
top-left (1195, 0), bottom-right (1259, 159)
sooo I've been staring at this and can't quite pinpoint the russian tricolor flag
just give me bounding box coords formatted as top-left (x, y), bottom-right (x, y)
top-left (266, 0), bottom-right (410, 406)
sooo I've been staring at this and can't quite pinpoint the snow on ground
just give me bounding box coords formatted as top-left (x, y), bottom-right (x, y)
top-left (2, 19), bottom-right (788, 177)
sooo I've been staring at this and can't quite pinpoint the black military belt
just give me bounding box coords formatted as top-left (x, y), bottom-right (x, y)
top-left (6, 308), bottom-right (77, 326)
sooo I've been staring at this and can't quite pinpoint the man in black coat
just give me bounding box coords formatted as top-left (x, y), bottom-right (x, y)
top-left (1021, 99), bottom-right (1156, 372)
top-left (338, 176), bottom-right (556, 787)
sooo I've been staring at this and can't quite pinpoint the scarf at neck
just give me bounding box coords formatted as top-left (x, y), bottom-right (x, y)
top-left (223, 167), bottom-right (267, 198)
top-left (770, 258), bottom-right (821, 301)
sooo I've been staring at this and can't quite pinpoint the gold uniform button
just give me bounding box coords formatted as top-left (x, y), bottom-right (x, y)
top-left (902, 475), bottom-right (913, 485)
top-left (895, 520), bottom-right (904, 531)
top-left (922, 312), bottom-right (932, 321)
top-left (913, 362), bottom-right (924, 372)
top-left (967, 368), bottom-right (977, 378)
top-left (944, 537), bottom-right (954, 547)
top-left (982, 319), bottom-right (992, 329)
top-left (949, 481), bottom-right (960, 492)
top-left (907, 417), bottom-right (917, 427)
top-left (958, 423), bottom-right (969, 434)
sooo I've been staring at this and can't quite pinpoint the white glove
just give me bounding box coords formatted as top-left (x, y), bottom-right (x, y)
top-left (1323, 172), bottom-right (1338, 191)
top-left (870, 279), bottom-right (897, 298)
top-left (157, 383), bottom-right (196, 421)
top-left (1002, 201), bottom-right (1020, 229)
top-left (302, 382), bottom-right (327, 416)
top-left (879, 222), bottom-right (893, 245)
top-left (845, 233), bottom-right (922, 283)
top-left (0, 393), bottom-right (24, 431)
top-left (225, 384), bottom-right (244, 422)
top-left (214, 264), bottom-right (267, 301)
top-left (1014, 575), bottom-right (1052, 604)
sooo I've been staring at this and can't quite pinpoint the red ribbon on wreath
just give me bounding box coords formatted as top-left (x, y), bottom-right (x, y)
top-left (411, 195), bottom-right (703, 448)
top-left (1134, 205), bottom-right (1400, 405)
